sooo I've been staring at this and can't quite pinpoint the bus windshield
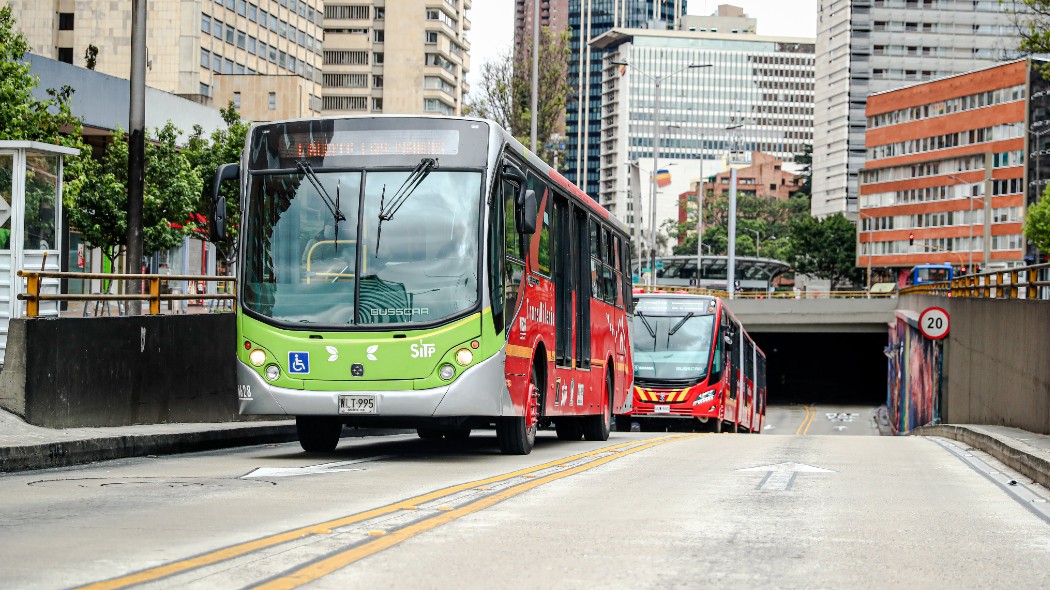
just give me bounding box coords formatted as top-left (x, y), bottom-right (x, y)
top-left (631, 312), bottom-right (716, 382)
top-left (241, 169), bottom-right (482, 326)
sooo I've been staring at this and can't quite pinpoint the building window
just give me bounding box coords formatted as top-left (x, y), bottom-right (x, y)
top-left (237, 31), bottom-right (246, 49)
top-left (321, 96), bottom-right (368, 111)
top-left (201, 14), bottom-right (211, 35)
top-left (374, 29), bottom-right (385, 42)
top-left (233, 92), bottom-right (241, 109)
top-left (226, 24), bottom-right (234, 44)
top-left (268, 92), bottom-right (276, 110)
top-left (236, 0), bottom-right (246, 16)
top-left (373, 52), bottom-right (384, 64)
top-left (200, 82), bottom-right (211, 97)
top-left (200, 48), bottom-right (210, 68)
top-left (323, 50), bottom-right (368, 65)
top-left (375, 7), bottom-right (384, 19)
top-left (372, 98), bottom-right (383, 111)
top-left (424, 98), bottom-right (454, 115)
top-left (57, 47), bottom-right (73, 63)
top-left (425, 31), bottom-right (438, 44)
top-left (324, 5), bottom-right (370, 19)
top-left (224, 58), bottom-right (233, 74)
top-left (373, 75), bottom-right (383, 88)
top-left (58, 13), bottom-right (74, 30)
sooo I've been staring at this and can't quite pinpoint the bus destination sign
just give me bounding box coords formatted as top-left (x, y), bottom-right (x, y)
top-left (635, 297), bottom-right (716, 315)
top-left (283, 129), bottom-right (460, 159)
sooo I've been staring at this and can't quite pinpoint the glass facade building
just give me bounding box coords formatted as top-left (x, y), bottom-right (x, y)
top-left (566, 0), bottom-right (685, 199)
top-left (593, 29), bottom-right (814, 243)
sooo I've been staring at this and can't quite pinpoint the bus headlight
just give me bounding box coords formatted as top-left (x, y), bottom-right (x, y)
top-left (265, 364), bottom-right (280, 381)
top-left (249, 349), bottom-right (266, 367)
top-left (693, 389), bottom-right (717, 405)
top-left (455, 348), bottom-right (473, 366)
top-left (439, 363), bottom-right (456, 380)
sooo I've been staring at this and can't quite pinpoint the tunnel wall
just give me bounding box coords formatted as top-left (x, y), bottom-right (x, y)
top-left (0, 315), bottom-right (244, 428)
top-left (899, 295), bottom-right (1050, 435)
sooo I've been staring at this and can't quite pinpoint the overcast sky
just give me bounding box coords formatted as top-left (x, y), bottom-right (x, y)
top-left (465, 0), bottom-right (818, 90)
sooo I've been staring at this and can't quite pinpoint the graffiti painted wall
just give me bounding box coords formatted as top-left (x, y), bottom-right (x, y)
top-left (887, 312), bottom-right (941, 434)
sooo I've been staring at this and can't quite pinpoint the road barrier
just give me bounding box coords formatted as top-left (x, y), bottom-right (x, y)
top-left (17, 271), bottom-right (236, 317)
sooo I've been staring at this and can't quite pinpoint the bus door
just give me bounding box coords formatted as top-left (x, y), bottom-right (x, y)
top-left (727, 314), bottom-right (739, 423)
top-left (574, 206), bottom-right (591, 371)
top-left (552, 194), bottom-right (574, 409)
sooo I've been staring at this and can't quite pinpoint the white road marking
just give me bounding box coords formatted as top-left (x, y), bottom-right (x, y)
top-left (242, 455), bottom-right (392, 479)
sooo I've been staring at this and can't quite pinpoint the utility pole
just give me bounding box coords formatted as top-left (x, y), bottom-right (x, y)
top-left (126, 0), bottom-right (146, 315)
top-left (726, 123), bottom-right (743, 299)
top-left (530, 0), bottom-right (539, 152)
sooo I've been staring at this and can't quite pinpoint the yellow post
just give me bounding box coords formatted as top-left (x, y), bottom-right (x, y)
top-left (148, 277), bottom-right (160, 315)
top-left (1028, 268), bottom-right (1038, 300)
top-left (25, 272), bottom-right (39, 318)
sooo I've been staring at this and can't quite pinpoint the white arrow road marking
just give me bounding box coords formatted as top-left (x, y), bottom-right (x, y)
top-left (241, 455), bottom-right (391, 479)
top-left (737, 462), bottom-right (836, 492)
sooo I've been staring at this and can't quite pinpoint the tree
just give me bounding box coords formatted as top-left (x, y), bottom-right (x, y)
top-left (668, 191), bottom-right (810, 260)
top-left (0, 5), bottom-right (89, 201)
top-left (69, 122), bottom-right (201, 269)
top-left (464, 26), bottom-right (570, 164)
top-left (794, 144), bottom-right (813, 195)
top-left (788, 212), bottom-right (865, 289)
top-left (1024, 184), bottom-right (1050, 255)
top-left (185, 103), bottom-right (250, 265)
top-left (84, 44), bottom-right (98, 70)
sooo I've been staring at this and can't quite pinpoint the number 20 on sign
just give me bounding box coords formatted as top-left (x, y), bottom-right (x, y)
top-left (919, 307), bottom-right (950, 340)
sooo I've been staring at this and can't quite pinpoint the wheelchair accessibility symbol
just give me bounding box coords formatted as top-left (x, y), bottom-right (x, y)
top-left (288, 352), bottom-right (310, 375)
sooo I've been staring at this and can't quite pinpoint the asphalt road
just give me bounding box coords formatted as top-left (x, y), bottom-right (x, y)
top-left (1, 405), bottom-right (1047, 589)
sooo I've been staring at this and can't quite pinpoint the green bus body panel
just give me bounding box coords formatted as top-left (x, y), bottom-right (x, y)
top-left (237, 310), bottom-right (503, 391)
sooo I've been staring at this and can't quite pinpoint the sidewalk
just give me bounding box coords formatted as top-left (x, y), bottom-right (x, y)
top-left (912, 423), bottom-right (1050, 490)
top-left (0, 409), bottom-right (298, 473)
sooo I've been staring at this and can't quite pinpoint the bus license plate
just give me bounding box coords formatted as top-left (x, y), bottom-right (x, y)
top-left (339, 395), bottom-right (376, 414)
top-left (654, 404), bottom-right (670, 414)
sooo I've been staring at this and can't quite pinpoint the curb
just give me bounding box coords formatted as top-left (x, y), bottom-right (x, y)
top-left (912, 424), bottom-right (1050, 490)
top-left (0, 424), bottom-right (300, 473)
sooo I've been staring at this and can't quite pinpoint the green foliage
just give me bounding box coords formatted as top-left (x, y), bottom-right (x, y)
top-left (794, 144), bottom-right (813, 195)
top-left (69, 123), bottom-right (201, 267)
top-left (0, 5), bottom-right (89, 202)
top-left (669, 192), bottom-right (811, 260)
top-left (788, 212), bottom-right (864, 289)
top-left (1023, 184), bottom-right (1050, 254)
top-left (465, 27), bottom-right (570, 164)
top-left (184, 102), bottom-right (250, 262)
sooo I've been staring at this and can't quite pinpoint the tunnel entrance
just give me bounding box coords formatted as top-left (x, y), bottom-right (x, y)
top-left (750, 332), bottom-right (887, 406)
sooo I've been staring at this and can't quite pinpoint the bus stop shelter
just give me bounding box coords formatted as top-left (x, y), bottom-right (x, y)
top-left (0, 141), bottom-right (79, 363)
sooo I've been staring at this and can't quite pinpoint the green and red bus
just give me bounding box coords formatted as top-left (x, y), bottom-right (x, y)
top-left (211, 115), bottom-right (633, 454)
top-left (622, 293), bottom-right (766, 433)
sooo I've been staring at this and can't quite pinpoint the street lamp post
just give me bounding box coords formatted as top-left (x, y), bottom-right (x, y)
top-left (612, 59), bottom-right (711, 287)
top-left (726, 122), bottom-right (743, 299)
top-left (743, 228), bottom-right (762, 256)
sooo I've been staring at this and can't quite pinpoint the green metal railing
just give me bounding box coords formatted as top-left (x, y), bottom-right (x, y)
top-left (17, 271), bottom-right (236, 317)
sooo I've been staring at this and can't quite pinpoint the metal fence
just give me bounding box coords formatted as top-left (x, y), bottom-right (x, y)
top-left (899, 263), bottom-right (1050, 300)
top-left (17, 271), bottom-right (236, 317)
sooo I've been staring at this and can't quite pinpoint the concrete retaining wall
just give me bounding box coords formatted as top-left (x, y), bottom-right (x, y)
top-left (0, 315), bottom-right (242, 428)
top-left (899, 294), bottom-right (1050, 435)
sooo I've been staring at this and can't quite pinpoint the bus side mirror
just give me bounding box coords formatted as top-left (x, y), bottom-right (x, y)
top-left (519, 189), bottom-right (537, 234)
top-left (210, 163), bottom-right (239, 242)
top-left (723, 334), bottom-right (733, 347)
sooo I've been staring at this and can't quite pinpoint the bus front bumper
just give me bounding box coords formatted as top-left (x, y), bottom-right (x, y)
top-left (236, 351), bottom-right (513, 418)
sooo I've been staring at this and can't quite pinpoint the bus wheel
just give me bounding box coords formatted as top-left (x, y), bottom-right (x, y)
top-left (296, 416), bottom-right (342, 452)
top-left (582, 373), bottom-right (613, 441)
top-left (555, 419), bottom-right (583, 441)
top-left (497, 365), bottom-right (540, 455)
top-left (614, 416), bottom-right (634, 432)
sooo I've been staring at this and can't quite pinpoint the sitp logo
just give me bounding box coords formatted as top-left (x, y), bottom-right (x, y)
top-left (411, 341), bottom-right (436, 358)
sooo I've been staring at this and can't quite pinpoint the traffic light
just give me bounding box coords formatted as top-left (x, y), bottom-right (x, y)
top-left (909, 232), bottom-right (914, 246)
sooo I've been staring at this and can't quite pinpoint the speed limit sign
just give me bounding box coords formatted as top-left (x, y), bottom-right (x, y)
top-left (919, 307), bottom-right (950, 340)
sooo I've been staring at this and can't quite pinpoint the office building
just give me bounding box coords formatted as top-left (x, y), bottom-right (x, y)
top-left (860, 59), bottom-right (1037, 280)
top-left (592, 27), bottom-right (814, 250)
top-left (812, 0), bottom-right (1026, 218)
top-left (10, 0), bottom-right (325, 122)
top-left (566, 0), bottom-right (685, 199)
top-left (321, 0), bottom-right (472, 116)
top-left (515, 0), bottom-right (569, 53)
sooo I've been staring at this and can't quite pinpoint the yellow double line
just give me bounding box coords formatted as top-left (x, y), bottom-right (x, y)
top-left (795, 404), bottom-right (816, 435)
top-left (79, 434), bottom-right (695, 590)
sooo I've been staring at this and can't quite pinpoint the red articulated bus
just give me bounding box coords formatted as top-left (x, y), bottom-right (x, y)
top-left (619, 293), bottom-right (766, 433)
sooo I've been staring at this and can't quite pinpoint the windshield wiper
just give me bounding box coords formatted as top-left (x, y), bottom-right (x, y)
top-left (636, 311), bottom-right (657, 339)
top-left (667, 313), bottom-right (694, 338)
top-left (296, 160), bottom-right (347, 249)
top-left (376, 158), bottom-right (438, 256)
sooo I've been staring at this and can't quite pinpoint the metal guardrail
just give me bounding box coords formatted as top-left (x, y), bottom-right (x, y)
top-left (17, 271), bottom-right (237, 317)
top-left (630, 285), bottom-right (896, 299)
top-left (899, 262), bottom-right (1050, 300)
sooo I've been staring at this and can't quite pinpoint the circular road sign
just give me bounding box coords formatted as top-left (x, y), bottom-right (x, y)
top-left (919, 307), bottom-right (950, 340)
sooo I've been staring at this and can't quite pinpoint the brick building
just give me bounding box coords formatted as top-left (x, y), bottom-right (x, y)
top-left (860, 59), bottom-right (1034, 280)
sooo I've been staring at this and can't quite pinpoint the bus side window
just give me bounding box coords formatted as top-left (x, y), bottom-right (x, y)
top-left (710, 319), bottom-right (725, 383)
top-left (503, 171), bottom-right (526, 333)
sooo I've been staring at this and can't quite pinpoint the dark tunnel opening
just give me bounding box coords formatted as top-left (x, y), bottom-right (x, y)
top-left (750, 332), bottom-right (887, 406)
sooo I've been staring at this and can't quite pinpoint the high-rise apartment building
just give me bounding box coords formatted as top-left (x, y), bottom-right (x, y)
top-left (10, 0), bottom-right (325, 122)
top-left (515, 0), bottom-right (569, 52)
top-left (566, 0), bottom-right (685, 199)
top-left (812, 0), bottom-right (1025, 218)
top-left (593, 27), bottom-right (814, 246)
top-left (321, 0), bottom-right (471, 116)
